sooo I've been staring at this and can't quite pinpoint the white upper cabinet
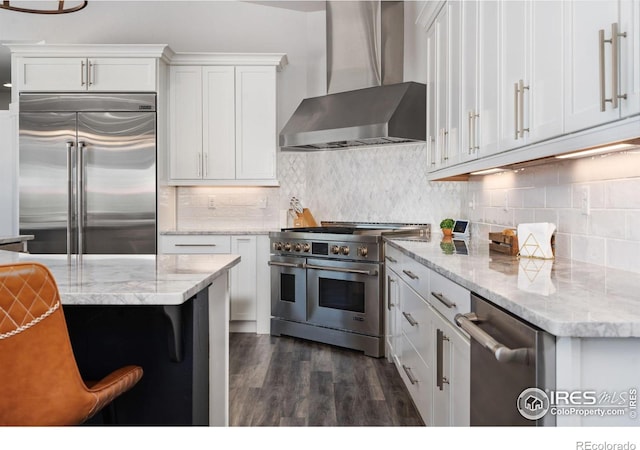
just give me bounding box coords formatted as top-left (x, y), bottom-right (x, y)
top-left (9, 45), bottom-right (167, 95)
top-left (459, 0), bottom-right (479, 163)
top-left (476, 0), bottom-right (501, 158)
top-left (168, 54), bottom-right (286, 186)
top-left (564, 0), bottom-right (623, 132)
top-left (499, 0), bottom-right (563, 150)
top-left (564, 0), bottom-right (640, 132)
top-left (235, 66), bottom-right (277, 181)
top-left (426, 2), bottom-right (461, 170)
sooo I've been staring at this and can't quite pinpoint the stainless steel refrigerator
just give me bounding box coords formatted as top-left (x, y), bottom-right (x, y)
top-left (19, 93), bottom-right (156, 255)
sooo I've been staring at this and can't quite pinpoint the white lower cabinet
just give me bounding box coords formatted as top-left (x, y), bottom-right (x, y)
top-left (384, 244), bottom-right (470, 426)
top-left (160, 234), bottom-right (270, 333)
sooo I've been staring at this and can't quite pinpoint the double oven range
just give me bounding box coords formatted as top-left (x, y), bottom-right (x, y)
top-left (269, 222), bottom-right (430, 357)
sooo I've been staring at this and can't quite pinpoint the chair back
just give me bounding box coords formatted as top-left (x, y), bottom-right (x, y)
top-left (0, 262), bottom-right (100, 425)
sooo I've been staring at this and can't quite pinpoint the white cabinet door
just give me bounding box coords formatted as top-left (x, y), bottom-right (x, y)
top-left (459, 0), bottom-right (479, 163)
top-left (169, 66), bottom-right (203, 180)
top-left (426, 24), bottom-right (438, 170)
top-left (88, 58), bottom-right (156, 91)
top-left (432, 311), bottom-right (470, 427)
top-left (235, 66), bottom-right (277, 180)
top-left (203, 66), bottom-right (235, 180)
top-left (477, 0), bottom-right (501, 157)
top-left (385, 267), bottom-right (401, 364)
top-left (17, 57), bottom-right (156, 92)
top-left (230, 236), bottom-right (257, 321)
top-left (430, 3), bottom-right (461, 170)
top-left (498, 0), bottom-right (528, 151)
top-left (564, 0), bottom-right (620, 132)
top-left (528, 0), bottom-right (564, 144)
top-left (18, 57), bottom-right (86, 91)
top-left (620, 0), bottom-right (640, 119)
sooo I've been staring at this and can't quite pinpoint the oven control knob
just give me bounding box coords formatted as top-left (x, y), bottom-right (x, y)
top-left (274, 242), bottom-right (283, 251)
top-left (331, 245), bottom-right (340, 255)
top-left (340, 246), bottom-right (350, 256)
top-left (302, 243), bottom-right (311, 253)
top-left (358, 246), bottom-right (368, 257)
top-left (294, 243), bottom-right (302, 252)
top-left (284, 243), bottom-right (292, 252)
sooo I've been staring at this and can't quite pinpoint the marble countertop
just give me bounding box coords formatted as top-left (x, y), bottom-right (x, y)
top-left (0, 250), bottom-right (240, 306)
top-left (386, 237), bottom-right (640, 338)
top-left (0, 235), bottom-right (34, 245)
top-left (160, 230), bottom-right (273, 236)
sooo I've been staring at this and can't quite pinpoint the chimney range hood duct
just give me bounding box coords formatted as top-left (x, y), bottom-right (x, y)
top-left (280, 1), bottom-right (426, 152)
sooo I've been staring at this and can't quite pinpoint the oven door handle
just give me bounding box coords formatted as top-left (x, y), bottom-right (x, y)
top-left (455, 312), bottom-right (531, 364)
top-left (268, 261), bottom-right (305, 269)
top-left (304, 263), bottom-right (378, 277)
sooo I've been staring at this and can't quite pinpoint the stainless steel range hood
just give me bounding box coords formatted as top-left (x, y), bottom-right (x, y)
top-left (280, 1), bottom-right (426, 151)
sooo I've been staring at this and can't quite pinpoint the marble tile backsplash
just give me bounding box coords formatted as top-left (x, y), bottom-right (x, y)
top-left (465, 150), bottom-right (640, 273)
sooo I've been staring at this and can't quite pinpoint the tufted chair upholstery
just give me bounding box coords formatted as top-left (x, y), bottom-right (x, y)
top-left (0, 262), bottom-right (143, 426)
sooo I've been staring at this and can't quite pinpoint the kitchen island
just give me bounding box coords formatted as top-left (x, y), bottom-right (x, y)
top-left (0, 250), bottom-right (240, 426)
top-left (386, 237), bottom-right (640, 426)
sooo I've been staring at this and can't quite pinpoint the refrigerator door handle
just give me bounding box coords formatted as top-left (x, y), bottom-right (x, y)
top-left (77, 141), bottom-right (86, 255)
top-left (66, 141), bottom-right (75, 256)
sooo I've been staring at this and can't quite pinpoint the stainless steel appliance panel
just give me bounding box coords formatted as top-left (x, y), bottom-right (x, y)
top-left (270, 255), bottom-right (307, 323)
top-left (78, 112), bottom-right (156, 254)
top-left (19, 112), bottom-right (77, 254)
top-left (463, 294), bottom-right (555, 426)
top-left (306, 258), bottom-right (383, 336)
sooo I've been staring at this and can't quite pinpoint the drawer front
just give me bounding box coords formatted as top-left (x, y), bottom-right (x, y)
top-left (399, 255), bottom-right (430, 295)
top-left (399, 280), bottom-right (433, 365)
top-left (160, 235), bottom-right (232, 254)
top-left (398, 333), bottom-right (433, 426)
top-left (428, 270), bottom-right (471, 325)
top-left (384, 245), bottom-right (404, 274)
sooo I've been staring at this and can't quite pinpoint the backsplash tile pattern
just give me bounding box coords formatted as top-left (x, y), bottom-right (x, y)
top-left (302, 143), bottom-right (465, 225)
top-left (465, 150), bottom-right (640, 273)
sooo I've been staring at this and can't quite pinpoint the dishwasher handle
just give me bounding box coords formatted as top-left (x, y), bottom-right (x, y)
top-left (455, 312), bottom-right (530, 364)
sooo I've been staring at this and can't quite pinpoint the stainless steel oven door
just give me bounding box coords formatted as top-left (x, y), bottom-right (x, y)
top-left (269, 255), bottom-right (307, 322)
top-left (306, 258), bottom-right (383, 336)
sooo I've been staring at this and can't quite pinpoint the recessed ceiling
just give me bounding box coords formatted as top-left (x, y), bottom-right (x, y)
top-left (245, 1), bottom-right (325, 12)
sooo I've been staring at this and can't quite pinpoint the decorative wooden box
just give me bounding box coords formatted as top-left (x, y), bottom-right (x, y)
top-left (489, 232), bottom-right (519, 256)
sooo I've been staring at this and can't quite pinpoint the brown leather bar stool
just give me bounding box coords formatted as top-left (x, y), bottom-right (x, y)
top-left (0, 262), bottom-right (143, 426)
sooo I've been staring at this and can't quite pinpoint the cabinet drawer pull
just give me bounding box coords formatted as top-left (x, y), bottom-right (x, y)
top-left (402, 312), bottom-right (418, 327)
top-left (402, 269), bottom-right (419, 280)
top-left (174, 243), bottom-right (217, 247)
top-left (431, 291), bottom-right (456, 309)
top-left (402, 364), bottom-right (418, 385)
top-left (385, 255), bottom-right (398, 263)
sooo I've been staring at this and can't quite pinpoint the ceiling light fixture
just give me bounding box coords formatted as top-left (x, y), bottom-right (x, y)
top-left (0, 1), bottom-right (87, 14)
top-left (555, 143), bottom-right (636, 159)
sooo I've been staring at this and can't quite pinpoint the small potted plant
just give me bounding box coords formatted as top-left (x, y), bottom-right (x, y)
top-left (440, 218), bottom-right (455, 236)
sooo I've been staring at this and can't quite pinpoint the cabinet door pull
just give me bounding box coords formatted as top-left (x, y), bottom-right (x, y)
top-left (600, 23), bottom-right (628, 111)
top-left (402, 364), bottom-right (419, 385)
top-left (89, 61), bottom-right (95, 86)
top-left (514, 82), bottom-right (519, 139)
top-left (80, 60), bottom-right (86, 86)
top-left (385, 255), bottom-right (397, 263)
top-left (402, 312), bottom-right (418, 327)
top-left (518, 79), bottom-right (529, 138)
top-left (387, 277), bottom-right (396, 310)
top-left (196, 153), bottom-right (201, 177)
top-left (436, 328), bottom-right (450, 390)
top-left (402, 269), bottom-right (419, 280)
top-left (468, 111), bottom-right (473, 155)
top-left (203, 152), bottom-right (208, 178)
top-left (431, 291), bottom-right (456, 309)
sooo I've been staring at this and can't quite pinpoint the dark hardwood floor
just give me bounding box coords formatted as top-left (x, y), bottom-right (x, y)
top-left (229, 333), bottom-right (424, 427)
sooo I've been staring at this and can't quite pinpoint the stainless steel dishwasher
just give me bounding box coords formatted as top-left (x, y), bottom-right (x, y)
top-left (455, 293), bottom-right (556, 426)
